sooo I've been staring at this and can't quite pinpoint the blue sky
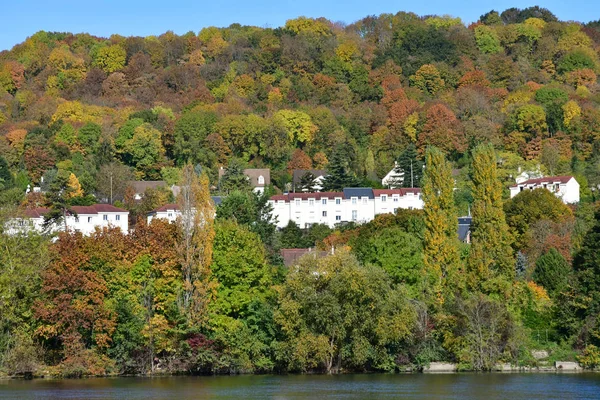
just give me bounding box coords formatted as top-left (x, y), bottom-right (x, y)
top-left (2, 1), bottom-right (599, 51)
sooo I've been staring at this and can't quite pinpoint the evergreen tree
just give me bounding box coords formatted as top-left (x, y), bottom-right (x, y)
top-left (422, 147), bottom-right (460, 304)
top-left (533, 248), bottom-right (570, 297)
top-left (321, 150), bottom-right (361, 191)
top-left (279, 221), bottom-right (308, 248)
top-left (299, 171), bottom-right (317, 193)
top-left (219, 159), bottom-right (250, 194)
top-left (467, 144), bottom-right (514, 295)
top-left (572, 207), bottom-right (600, 317)
top-left (43, 169), bottom-right (77, 232)
top-left (396, 144), bottom-right (424, 188)
top-left (0, 156), bottom-right (13, 190)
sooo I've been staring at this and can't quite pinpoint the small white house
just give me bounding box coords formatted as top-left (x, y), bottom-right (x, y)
top-left (7, 204), bottom-right (129, 235)
top-left (147, 203), bottom-right (181, 224)
top-left (509, 175), bottom-right (579, 204)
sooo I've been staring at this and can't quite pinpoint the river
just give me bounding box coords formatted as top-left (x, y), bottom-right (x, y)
top-left (1, 373), bottom-right (599, 399)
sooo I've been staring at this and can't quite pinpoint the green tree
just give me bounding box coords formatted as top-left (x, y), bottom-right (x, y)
top-left (467, 144), bottom-right (514, 295)
top-left (474, 25), bottom-right (502, 54)
top-left (43, 169), bottom-right (77, 231)
top-left (504, 188), bottom-right (572, 250)
top-left (122, 123), bottom-right (165, 178)
top-left (396, 144), bottom-right (424, 188)
top-left (533, 248), bottom-right (570, 297)
top-left (274, 249), bottom-right (415, 373)
top-left (298, 171), bottom-right (317, 193)
top-left (422, 147), bottom-right (461, 304)
top-left (219, 159), bottom-right (250, 194)
top-left (321, 149), bottom-right (361, 191)
top-left (93, 44), bottom-right (127, 73)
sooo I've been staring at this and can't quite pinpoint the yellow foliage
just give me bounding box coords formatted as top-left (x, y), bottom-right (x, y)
top-left (6, 129), bottom-right (27, 152)
top-left (52, 100), bottom-right (84, 123)
top-left (45, 75), bottom-right (61, 97)
top-left (524, 17), bottom-right (546, 29)
top-left (335, 42), bottom-right (359, 62)
top-left (267, 88), bottom-right (284, 104)
top-left (563, 100), bottom-right (581, 127)
top-left (576, 85), bottom-right (591, 98)
top-left (557, 28), bottom-right (593, 52)
top-left (285, 17), bottom-right (331, 36)
top-left (66, 173), bottom-right (84, 198)
top-left (501, 91), bottom-right (532, 113)
top-left (232, 74), bottom-right (255, 98)
top-left (403, 112), bottom-right (419, 141)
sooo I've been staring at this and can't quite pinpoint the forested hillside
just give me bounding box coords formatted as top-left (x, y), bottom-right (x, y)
top-left (2, 6), bottom-right (600, 377)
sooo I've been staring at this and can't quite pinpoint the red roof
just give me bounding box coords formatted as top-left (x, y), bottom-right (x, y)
top-left (150, 203), bottom-right (180, 213)
top-left (271, 192), bottom-right (343, 201)
top-left (22, 204), bottom-right (127, 218)
top-left (510, 176), bottom-right (574, 188)
top-left (372, 188), bottom-right (421, 196)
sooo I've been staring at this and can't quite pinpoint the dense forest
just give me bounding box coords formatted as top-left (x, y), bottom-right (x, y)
top-left (2, 6), bottom-right (600, 376)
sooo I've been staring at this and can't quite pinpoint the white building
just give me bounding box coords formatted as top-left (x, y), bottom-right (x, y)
top-left (146, 197), bottom-right (223, 225)
top-left (509, 175), bottom-right (579, 204)
top-left (269, 187), bottom-right (423, 229)
top-left (7, 204), bottom-right (129, 235)
top-left (147, 203), bottom-right (180, 224)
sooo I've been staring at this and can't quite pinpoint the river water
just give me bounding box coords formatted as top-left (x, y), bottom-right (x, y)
top-left (1, 373), bottom-right (599, 399)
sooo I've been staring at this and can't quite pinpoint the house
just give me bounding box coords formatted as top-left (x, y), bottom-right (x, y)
top-left (7, 204), bottom-right (129, 236)
top-left (146, 196), bottom-right (223, 224)
top-left (218, 168), bottom-right (271, 194)
top-left (292, 169), bottom-right (327, 192)
top-left (269, 187), bottom-right (422, 229)
top-left (280, 248), bottom-right (331, 267)
top-left (128, 180), bottom-right (168, 200)
top-left (509, 175), bottom-right (579, 204)
top-left (381, 162), bottom-right (404, 188)
top-left (458, 217), bottom-right (472, 243)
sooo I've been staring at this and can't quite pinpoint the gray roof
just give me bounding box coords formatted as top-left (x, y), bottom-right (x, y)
top-left (218, 168), bottom-right (270, 187)
top-left (458, 217), bottom-right (472, 242)
top-left (343, 188), bottom-right (374, 199)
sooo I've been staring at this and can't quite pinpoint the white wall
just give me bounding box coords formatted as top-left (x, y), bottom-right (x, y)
top-left (7, 212), bottom-right (129, 236)
top-left (509, 177), bottom-right (580, 204)
top-left (269, 192), bottom-right (423, 229)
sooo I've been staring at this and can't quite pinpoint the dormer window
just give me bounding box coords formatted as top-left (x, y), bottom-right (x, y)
top-left (295, 199), bottom-right (301, 206)
top-left (103, 214), bottom-right (108, 221)
top-left (381, 195), bottom-right (387, 202)
top-left (258, 175), bottom-right (265, 185)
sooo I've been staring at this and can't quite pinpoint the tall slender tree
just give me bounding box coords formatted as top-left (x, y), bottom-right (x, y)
top-left (422, 147), bottom-right (461, 305)
top-left (468, 144), bottom-right (514, 295)
top-left (176, 164), bottom-right (217, 328)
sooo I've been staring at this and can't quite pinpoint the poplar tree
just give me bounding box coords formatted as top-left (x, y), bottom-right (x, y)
top-left (422, 147), bottom-right (460, 305)
top-left (176, 163), bottom-right (217, 328)
top-left (468, 144), bottom-right (514, 295)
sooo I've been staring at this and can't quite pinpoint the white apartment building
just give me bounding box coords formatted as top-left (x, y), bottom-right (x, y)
top-left (269, 187), bottom-right (423, 229)
top-left (509, 175), bottom-right (579, 204)
top-left (7, 204), bottom-right (129, 235)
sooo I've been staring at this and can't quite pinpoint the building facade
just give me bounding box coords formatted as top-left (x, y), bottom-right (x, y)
top-left (8, 204), bottom-right (129, 235)
top-left (269, 187), bottom-right (423, 229)
top-left (509, 175), bottom-right (579, 204)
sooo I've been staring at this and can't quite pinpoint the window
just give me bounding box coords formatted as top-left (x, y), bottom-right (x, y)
top-left (75, 217), bottom-right (79, 223)
top-left (362, 197), bottom-right (367, 204)
top-left (352, 210), bottom-right (357, 221)
top-left (554, 184), bottom-right (560, 193)
top-left (103, 214), bottom-right (108, 221)
top-left (381, 195), bottom-right (387, 202)
top-left (335, 198), bottom-right (341, 205)
top-left (322, 198), bottom-right (327, 205)
top-left (309, 199), bottom-right (315, 206)
top-left (258, 175), bottom-right (265, 185)
top-left (335, 215), bottom-right (341, 221)
top-left (87, 217), bottom-right (92, 223)
top-left (393, 196), bottom-right (399, 202)
top-left (351, 197), bottom-right (357, 205)
top-left (116, 215), bottom-right (120, 221)
top-left (168, 213), bottom-right (173, 218)
top-left (322, 211), bottom-right (327, 217)
top-left (295, 199), bottom-right (301, 206)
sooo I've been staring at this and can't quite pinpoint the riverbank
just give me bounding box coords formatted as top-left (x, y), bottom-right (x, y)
top-left (1, 362), bottom-right (598, 381)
